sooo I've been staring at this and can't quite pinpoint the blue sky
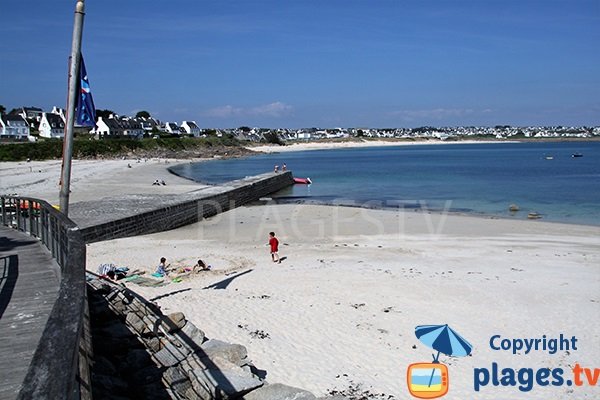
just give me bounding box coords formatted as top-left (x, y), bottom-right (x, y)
top-left (1, 0), bottom-right (599, 128)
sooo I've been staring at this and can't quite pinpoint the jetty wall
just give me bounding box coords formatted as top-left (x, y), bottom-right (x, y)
top-left (77, 171), bottom-right (294, 243)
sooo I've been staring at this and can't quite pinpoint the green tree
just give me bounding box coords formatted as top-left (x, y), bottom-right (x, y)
top-left (135, 110), bottom-right (151, 119)
top-left (96, 109), bottom-right (115, 119)
top-left (262, 131), bottom-right (284, 145)
top-left (0, 105), bottom-right (6, 114)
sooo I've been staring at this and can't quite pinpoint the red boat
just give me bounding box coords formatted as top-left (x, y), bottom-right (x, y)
top-left (293, 177), bottom-right (312, 184)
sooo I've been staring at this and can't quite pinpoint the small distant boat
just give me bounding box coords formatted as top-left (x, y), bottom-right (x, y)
top-left (293, 177), bottom-right (312, 184)
top-left (571, 153), bottom-right (583, 158)
top-left (545, 156), bottom-right (554, 160)
top-left (508, 204), bottom-right (520, 212)
top-left (527, 212), bottom-right (542, 219)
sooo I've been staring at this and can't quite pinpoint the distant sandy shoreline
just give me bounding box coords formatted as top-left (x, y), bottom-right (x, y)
top-left (248, 139), bottom-right (516, 153)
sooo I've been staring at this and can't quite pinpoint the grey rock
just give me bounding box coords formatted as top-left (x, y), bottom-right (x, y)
top-left (130, 365), bottom-right (164, 386)
top-left (164, 366), bottom-right (193, 397)
top-left (154, 340), bottom-right (192, 367)
top-left (164, 311), bottom-right (187, 332)
top-left (177, 321), bottom-right (205, 348)
top-left (110, 299), bottom-right (129, 314)
top-left (189, 367), bottom-right (263, 399)
top-left (145, 314), bottom-right (163, 336)
top-left (143, 336), bottom-right (162, 352)
top-left (200, 339), bottom-right (248, 366)
top-left (186, 382), bottom-right (212, 400)
top-left (180, 353), bottom-right (240, 374)
top-left (125, 311), bottom-right (150, 335)
top-left (242, 383), bottom-right (317, 400)
top-left (163, 365), bottom-right (188, 386)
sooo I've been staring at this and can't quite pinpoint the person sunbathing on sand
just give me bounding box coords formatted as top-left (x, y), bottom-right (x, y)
top-left (155, 257), bottom-right (170, 276)
top-left (193, 259), bottom-right (211, 272)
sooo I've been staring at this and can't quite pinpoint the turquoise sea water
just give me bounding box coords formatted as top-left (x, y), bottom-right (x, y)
top-left (170, 141), bottom-right (600, 226)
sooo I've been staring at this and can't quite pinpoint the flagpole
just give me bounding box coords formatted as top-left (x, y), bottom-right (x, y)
top-left (59, 0), bottom-right (85, 216)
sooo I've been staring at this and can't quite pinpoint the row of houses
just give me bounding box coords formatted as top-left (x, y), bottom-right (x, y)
top-left (3, 106), bottom-right (599, 142)
top-left (91, 117), bottom-right (201, 138)
top-left (0, 106), bottom-right (202, 141)
top-left (0, 110), bottom-right (65, 140)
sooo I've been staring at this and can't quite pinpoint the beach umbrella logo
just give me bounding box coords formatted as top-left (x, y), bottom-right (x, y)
top-left (406, 324), bottom-right (473, 399)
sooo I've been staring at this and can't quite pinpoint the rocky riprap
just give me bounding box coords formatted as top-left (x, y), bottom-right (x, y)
top-left (87, 275), bottom-right (348, 399)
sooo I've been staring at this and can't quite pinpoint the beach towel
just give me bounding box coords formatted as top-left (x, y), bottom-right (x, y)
top-left (125, 275), bottom-right (170, 287)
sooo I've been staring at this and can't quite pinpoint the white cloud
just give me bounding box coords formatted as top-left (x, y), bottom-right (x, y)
top-left (389, 108), bottom-right (475, 121)
top-left (204, 105), bottom-right (243, 118)
top-left (204, 102), bottom-right (293, 118)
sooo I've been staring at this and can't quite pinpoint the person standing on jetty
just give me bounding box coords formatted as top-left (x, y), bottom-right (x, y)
top-left (269, 232), bottom-right (280, 263)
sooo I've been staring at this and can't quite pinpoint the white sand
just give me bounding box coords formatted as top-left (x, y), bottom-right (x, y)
top-left (87, 204), bottom-right (600, 399)
top-left (3, 157), bottom-right (598, 398)
top-left (249, 139), bottom-right (512, 153)
top-left (0, 157), bottom-right (207, 204)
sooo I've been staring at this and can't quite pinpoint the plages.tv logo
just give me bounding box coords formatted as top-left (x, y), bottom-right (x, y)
top-left (407, 324), bottom-right (473, 399)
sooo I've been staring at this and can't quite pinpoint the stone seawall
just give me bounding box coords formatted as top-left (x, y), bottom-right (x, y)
top-left (87, 275), bottom-right (344, 400)
top-left (72, 171), bottom-right (294, 243)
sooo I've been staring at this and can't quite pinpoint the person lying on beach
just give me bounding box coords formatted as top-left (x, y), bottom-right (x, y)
top-left (104, 270), bottom-right (118, 282)
top-left (97, 263), bottom-right (116, 276)
top-left (97, 263), bottom-right (128, 281)
top-left (192, 259), bottom-right (211, 273)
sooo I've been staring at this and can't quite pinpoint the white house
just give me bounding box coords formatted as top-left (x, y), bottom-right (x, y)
top-left (136, 117), bottom-right (160, 134)
top-left (296, 131), bottom-right (312, 140)
top-left (51, 106), bottom-right (66, 120)
top-left (0, 114), bottom-right (30, 140)
top-left (181, 121), bottom-right (201, 137)
top-left (164, 122), bottom-right (180, 135)
top-left (92, 116), bottom-right (124, 138)
top-left (38, 112), bottom-right (65, 138)
top-left (119, 117), bottom-right (144, 139)
top-left (18, 107), bottom-right (43, 121)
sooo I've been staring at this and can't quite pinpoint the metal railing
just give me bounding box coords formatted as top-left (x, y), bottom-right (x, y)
top-left (1, 195), bottom-right (90, 400)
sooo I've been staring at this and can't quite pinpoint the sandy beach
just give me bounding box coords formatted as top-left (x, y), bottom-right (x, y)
top-left (249, 139), bottom-right (513, 153)
top-left (2, 156), bottom-right (599, 399)
top-left (0, 157), bottom-right (208, 205)
top-left (86, 204), bottom-right (599, 399)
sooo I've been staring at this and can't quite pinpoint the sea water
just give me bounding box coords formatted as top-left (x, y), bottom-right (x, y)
top-left (170, 141), bottom-right (600, 226)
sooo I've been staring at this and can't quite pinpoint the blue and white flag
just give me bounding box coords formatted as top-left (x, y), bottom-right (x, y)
top-left (76, 55), bottom-right (96, 127)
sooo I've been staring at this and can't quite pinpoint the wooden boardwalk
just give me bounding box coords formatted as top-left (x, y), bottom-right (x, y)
top-left (0, 227), bottom-right (61, 400)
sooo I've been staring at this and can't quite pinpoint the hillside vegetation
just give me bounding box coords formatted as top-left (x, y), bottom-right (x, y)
top-left (0, 136), bottom-right (250, 161)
